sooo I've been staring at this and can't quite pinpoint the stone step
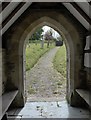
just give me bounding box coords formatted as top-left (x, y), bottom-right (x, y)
top-left (76, 89), bottom-right (91, 107)
top-left (0, 90), bottom-right (18, 120)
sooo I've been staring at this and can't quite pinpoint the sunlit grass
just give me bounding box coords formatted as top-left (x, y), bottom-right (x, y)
top-left (53, 45), bottom-right (66, 78)
top-left (26, 42), bottom-right (55, 71)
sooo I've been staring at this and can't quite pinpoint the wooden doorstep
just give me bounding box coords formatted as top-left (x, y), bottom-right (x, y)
top-left (76, 89), bottom-right (91, 107)
top-left (0, 90), bottom-right (18, 119)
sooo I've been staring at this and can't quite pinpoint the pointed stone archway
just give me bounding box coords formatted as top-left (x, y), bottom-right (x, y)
top-left (4, 9), bottom-right (86, 107)
top-left (22, 16), bottom-right (74, 104)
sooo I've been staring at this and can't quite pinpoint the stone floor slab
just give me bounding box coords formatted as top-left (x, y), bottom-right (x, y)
top-left (7, 101), bottom-right (89, 119)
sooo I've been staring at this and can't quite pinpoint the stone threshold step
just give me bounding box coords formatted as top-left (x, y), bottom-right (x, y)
top-left (76, 89), bottom-right (91, 107)
top-left (0, 90), bottom-right (18, 120)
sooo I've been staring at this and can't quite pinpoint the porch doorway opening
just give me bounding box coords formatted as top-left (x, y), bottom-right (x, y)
top-left (25, 25), bottom-right (67, 102)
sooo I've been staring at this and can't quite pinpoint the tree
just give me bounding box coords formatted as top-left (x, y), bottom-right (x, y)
top-left (29, 27), bottom-right (44, 43)
top-left (44, 29), bottom-right (54, 48)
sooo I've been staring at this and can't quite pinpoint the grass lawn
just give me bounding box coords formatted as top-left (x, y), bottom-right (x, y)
top-left (26, 42), bottom-right (55, 71)
top-left (53, 45), bottom-right (66, 78)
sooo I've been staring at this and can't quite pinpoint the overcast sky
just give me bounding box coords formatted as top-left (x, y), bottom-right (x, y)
top-left (42, 26), bottom-right (60, 38)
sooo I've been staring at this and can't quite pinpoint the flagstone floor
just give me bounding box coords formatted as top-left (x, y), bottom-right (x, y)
top-left (7, 100), bottom-right (89, 119)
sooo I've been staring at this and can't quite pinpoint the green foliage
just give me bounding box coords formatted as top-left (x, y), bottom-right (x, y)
top-left (29, 27), bottom-right (44, 42)
top-left (53, 45), bottom-right (66, 78)
top-left (26, 43), bottom-right (54, 71)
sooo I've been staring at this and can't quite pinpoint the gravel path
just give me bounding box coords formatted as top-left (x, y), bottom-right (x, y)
top-left (26, 47), bottom-right (66, 102)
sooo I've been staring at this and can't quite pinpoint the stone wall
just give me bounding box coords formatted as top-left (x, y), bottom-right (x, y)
top-left (86, 69), bottom-right (91, 89)
top-left (0, 49), bottom-right (7, 96)
top-left (84, 34), bottom-right (91, 90)
top-left (2, 3), bottom-right (88, 107)
top-left (0, 49), bottom-right (2, 96)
